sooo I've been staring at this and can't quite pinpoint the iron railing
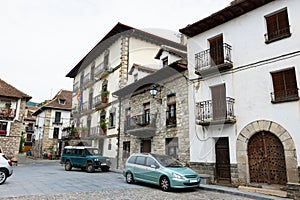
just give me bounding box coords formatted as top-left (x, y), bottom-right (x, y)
top-left (125, 114), bottom-right (156, 131)
top-left (195, 43), bottom-right (232, 71)
top-left (90, 125), bottom-right (106, 137)
top-left (196, 97), bottom-right (235, 124)
top-left (265, 27), bottom-right (291, 43)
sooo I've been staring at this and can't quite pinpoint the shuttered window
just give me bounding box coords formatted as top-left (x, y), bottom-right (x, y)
top-left (166, 95), bottom-right (176, 127)
top-left (265, 8), bottom-right (290, 43)
top-left (271, 68), bottom-right (298, 102)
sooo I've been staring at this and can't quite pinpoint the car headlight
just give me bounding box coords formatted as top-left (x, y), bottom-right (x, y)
top-left (94, 158), bottom-right (99, 161)
top-left (172, 172), bottom-right (184, 179)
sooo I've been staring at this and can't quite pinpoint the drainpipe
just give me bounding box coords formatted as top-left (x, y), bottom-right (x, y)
top-left (116, 96), bottom-right (122, 169)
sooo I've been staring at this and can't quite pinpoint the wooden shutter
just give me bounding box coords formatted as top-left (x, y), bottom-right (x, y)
top-left (211, 84), bottom-right (226, 120)
top-left (209, 35), bottom-right (224, 66)
top-left (266, 9), bottom-right (290, 40)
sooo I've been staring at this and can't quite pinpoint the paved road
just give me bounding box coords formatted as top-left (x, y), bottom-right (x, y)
top-left (0, 157), bottom-right (255, 200)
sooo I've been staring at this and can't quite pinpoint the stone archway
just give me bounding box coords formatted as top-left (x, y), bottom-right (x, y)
top-left (236, 120), bottom-right (299, 185)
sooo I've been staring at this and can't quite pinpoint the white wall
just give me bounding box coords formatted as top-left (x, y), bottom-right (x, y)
top-left (188, 0), bottom-right (300, 164)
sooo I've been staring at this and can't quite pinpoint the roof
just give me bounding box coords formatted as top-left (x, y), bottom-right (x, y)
top-left (113, 60), bottom-right (187, 98)
top-left (128, 63), bottom-right (158, 75)
top-left (155, 45), bottom-right (187, 60)
top-left (66, 22), bottom-right (186, 78)
top-left (179, 0), bottom-right (274, 37)
top-left (33, 89), bottom-right (72, 116)
top-left (0, 79), bottom-right (31, 101)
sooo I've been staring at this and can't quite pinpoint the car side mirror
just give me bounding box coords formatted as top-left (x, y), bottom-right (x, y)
top-left (150, 164), bottom-right (159, 169)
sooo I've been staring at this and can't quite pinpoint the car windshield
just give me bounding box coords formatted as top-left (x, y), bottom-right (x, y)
top-left (86, 148), bottom-right (101, 155)
top-left (152, 154), bottom-right (184, 167)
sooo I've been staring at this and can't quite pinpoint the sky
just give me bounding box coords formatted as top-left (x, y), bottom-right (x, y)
top-left (1, 0), bottom-right (232, 103)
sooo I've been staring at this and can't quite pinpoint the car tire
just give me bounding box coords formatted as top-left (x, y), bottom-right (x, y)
top-left (0, 169), bottom-right (7, 185)
top-left (65, 161), bottom-right (72, 171)
top-left (160, 176), bottom-right (171, 192)
top-left (86, 164), bottom-right (95, 173)
top-left (101, 166), bottom-right (109, 172)
top-left (126, 172), bottom-right (134, 184)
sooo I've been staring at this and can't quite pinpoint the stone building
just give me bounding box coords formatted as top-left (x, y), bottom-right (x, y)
top-left (23, 105), bottom-right (38, 152)
top-left (180, 0), bottom-right (300, 198)
top-left (113, 45), bottom-right (189, 169)
top-left (0, 79), bottom-right (31, 161)
top-left (65, 22), bottom-right (186, 167)
top-left (32, 89), bottom-right (72, 158)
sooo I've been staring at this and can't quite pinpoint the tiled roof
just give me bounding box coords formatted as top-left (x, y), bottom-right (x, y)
top-left (33, 89), bottom-right (72, 116)
top-left (179, 0), bottom-right (274, 37)
top-left (0, 79), bottom-right (31, 100)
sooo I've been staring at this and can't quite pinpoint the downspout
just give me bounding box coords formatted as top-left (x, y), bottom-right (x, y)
top-left (116, 96), bottom-right (122, 169)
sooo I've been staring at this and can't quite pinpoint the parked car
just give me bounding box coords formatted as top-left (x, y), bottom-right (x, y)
top-left (123, 153), bottom-right (200, 191)
top-left (0, 153), bottom-right (13, 185)
top-left (60, 146), bottom-right (111, 173)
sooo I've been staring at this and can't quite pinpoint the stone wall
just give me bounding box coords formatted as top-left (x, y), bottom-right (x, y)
top-left (0, 98), bottom-right (27, 161)
top-left (118, 71), bottom-right (189, 169)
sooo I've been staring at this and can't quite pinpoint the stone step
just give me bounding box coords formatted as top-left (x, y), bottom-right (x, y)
top-left (238, 186), bottom-right (288, 198)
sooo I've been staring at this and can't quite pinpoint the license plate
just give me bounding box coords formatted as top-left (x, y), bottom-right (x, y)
top-left (101, 163), bottom-right (107, 166)
top-left (190, 180), bottom-right (197, 183)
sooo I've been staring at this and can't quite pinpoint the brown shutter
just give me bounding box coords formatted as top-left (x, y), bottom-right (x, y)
top-left (209, 35), bottom-right (224, 66)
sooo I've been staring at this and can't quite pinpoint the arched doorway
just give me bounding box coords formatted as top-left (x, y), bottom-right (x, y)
top-left (248, 131), bottom-right (287, 185)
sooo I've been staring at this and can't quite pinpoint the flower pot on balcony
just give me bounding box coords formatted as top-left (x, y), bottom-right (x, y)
top-left (101, 96), bottom-right (108, 103)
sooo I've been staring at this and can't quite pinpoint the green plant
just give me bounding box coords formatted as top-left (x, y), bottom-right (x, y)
top-left (100, 118), bottom-right (108, 129)
top-left (101, 90), bottom-right (110, 97)
top-left (5, 102), bottom-right (11, 108)
top-left (78, 126), bottom-right (88, 132)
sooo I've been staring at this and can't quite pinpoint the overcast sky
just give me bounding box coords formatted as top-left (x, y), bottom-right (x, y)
top-left (1, 0), bottom-right (232, 103)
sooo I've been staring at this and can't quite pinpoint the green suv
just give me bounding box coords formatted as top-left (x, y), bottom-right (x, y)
top-left (60, 146), bottom-right (111, 173)
top-left (123, 153), bottom-right (200, 191)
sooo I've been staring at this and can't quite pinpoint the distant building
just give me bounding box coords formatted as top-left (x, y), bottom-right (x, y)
top-left (0, 79), bottom-right (31, 160)
top-left (32, 89), bottom-right (72, 158)
top-left (23, 105), bottom-right (38, 152)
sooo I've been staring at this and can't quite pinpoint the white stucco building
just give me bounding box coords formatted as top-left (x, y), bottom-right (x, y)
top-left (180, 0), bottom-right (300, 193)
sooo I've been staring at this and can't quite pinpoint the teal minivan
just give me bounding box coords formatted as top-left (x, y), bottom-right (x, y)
top-left (123, 153), bottom-right (200, 191)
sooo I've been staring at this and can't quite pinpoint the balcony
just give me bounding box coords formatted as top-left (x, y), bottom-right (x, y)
top-left (195, 43), bottom-right (232, 76)
top-left (195, 97), bottom-right (236, 126)
top-left (125, 114), bottom-right (157, 138)
top-left (89, 125), bottom-right (106, 138)
top-left (53, 120), bottom-right (63, 125)
top-left (0, 108), bottom-right (16, 120)
top-left (94, 62), bottom-right (110, 79)
top-left (93, 94), bottom-right (109, 110)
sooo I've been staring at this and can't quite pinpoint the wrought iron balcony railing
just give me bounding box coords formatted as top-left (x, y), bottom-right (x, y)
top-left (0, 108), bottom-right (16, 120)
top-left (195, 97), bottom-right (236, 125)
top-left (124, 114), bottom-right (157, 138)
top-left (195, 43), bottom-right (232, 75)
top-left (90, 125), bottom-right (106, 137)
top-left (264, 27), bottom-right (291, 43)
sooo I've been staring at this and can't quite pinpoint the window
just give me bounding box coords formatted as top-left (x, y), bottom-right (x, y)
top-left (146, 157), bottom-right (157, 167)
top-left (162, 57), bottom-right (168, 67)
top-left (54, 112), bottom-right (61, 123)
top-left (58, 99), bottom-right (66, 105)
top-left (109, 112), bottom-right (116, 128)
top-left (271, 68), bottom-right (298, 103)
top-left (53, 128), bottom-right (59, 139)
top-left (123, 142), bottom-right (130, 159)
top-left (166, 95), bottom-right (176, 127)
top-left (265, 8), bottom-right (291, 43)
top-left (135, 156), bottom-right (146, 165)
top-left (166, 138), bottom-right (178, 159)
top-left (0, 121), bottom-right (7, 136)
top-left (108, 139), bottom-right (112, 150)
top-left (104, 50), bottom-right (110, 68)
top-left (144, 103), bottom-right (150, 124)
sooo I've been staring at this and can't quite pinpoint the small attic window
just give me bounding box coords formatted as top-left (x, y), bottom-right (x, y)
top-left (162, 57), bottom-right (168, 67)
top-left (59, 99), bottom-right (66, 105)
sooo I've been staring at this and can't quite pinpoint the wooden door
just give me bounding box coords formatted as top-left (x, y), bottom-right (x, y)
top-left (248, 131), bottom-right (287, 185)
top-left (211, 84), bottom-right (226, 120)
top-left (141, 140), bottom-right (151, 153)
top-left (209, 35), bottom-right (224, 66)
top-left (215, 137), bottom-right (231, 182)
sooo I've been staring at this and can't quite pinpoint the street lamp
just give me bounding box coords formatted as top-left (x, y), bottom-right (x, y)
top-left (149, 85), bottom-right (162, 103)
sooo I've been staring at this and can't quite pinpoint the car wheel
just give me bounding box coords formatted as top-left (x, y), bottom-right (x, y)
top-left (101, 166), bottom-right (109, 172)
top-left (65, 161), bottom-right (72, 171)
top-left (126, 172), bottom-right (134, 184)
top-left (160, 176), bottom-right (171, 192)
top-left (0, 169), bottom-right (7, 185)
top-left (86, 164), bottom-right (95, 173)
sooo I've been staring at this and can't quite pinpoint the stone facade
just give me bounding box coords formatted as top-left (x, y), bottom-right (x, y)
top-left (118, 70), bottom-right (189, 169)
top-left (0, 98), bottom-right (27, 160)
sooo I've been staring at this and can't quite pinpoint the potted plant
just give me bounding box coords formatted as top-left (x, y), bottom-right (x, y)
top-left (101, 90), bottom-right (110, 103)
top-left (5, 102), bottom-right (12, 116)
top-left (79, 126), bottom-right (88, 137)
top-left (99, 118), bottom-right (108, 135)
